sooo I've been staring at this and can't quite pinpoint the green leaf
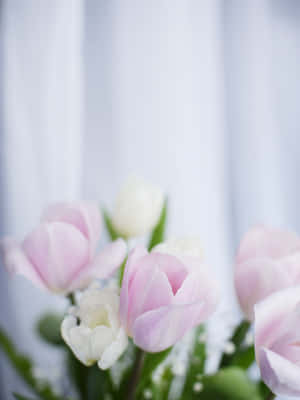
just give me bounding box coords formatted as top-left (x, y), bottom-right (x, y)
top-left (220, 320), bottom-right (251, 368)
top-left (102, 208), bottom-right (119, 241)
top-left (137, 347), bottom-right (172, 395)
top-left (66, 351), bottom-right (115, 400)
top-left (0, 328), bottom-right (62, 400)
top-left (182, 325), bottom-right (206, 398)
top-left (198, 367), bottom-right (263, 400)
top-left (36, 313), bottom-right (63, 346)
top-left (13, 394), bottom-right (38, 400)
top-left (232, 345), bottom-right (255, 370)
top-left (148, 199), bottom-right (168, 250)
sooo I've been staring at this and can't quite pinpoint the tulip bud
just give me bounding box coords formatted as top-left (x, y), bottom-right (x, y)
top-left (234, 226), bottom-right (300, 320)
top-left (119, 246), bottom-right (219, 352)
top-left (111, 176), bottom-right (164, 238)
top-left (0, 203), bottom-right (126, 293)
top-left (61, 283), bottom-right (128, 369)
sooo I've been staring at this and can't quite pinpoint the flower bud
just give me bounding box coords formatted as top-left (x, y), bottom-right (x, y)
top-left (112, 176), bottom-right (164, 238)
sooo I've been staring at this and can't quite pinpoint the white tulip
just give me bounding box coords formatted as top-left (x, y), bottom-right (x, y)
top-left (153, 237), bottom-right (204, 260)
top-left (112, 176), bottom-right (164, 238)
top-left (61, 284), bottom-right (128, 370)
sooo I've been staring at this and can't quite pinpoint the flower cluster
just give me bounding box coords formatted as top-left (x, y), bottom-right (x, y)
top-left (1, 177), bottom-right (300, 400)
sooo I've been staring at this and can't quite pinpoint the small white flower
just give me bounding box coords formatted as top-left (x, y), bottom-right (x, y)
top-left (112, 176), bottom-right (164, 238)
top-left (61, 284), bottom-right (128, 370)
top-left (193, 382), bottom-right (203, 393)
top-left (223, 341), bottom-right (236, 355)
top-left (153, 237), bottom-right (203, 260)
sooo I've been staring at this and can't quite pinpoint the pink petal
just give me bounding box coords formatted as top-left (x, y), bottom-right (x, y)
top-left (255, 286), bottom-right (300, 357)
top-left (0, 238), bottom-right (45, 289)
top-left (175, 268), bottom-right (219, 319)
top-left (133, 301), bottom-right (204, 352)
top-left (119, 246), bottom-right (148, 328)
top-left (236, 258), bottom-right (292, 321)
top-left (127, 264), bottom-right (173, 333)
top-left (42, 202), bottom-right (102, 255)
top-left (237, 226), bottom-right (300, 264)
top-left (69, 239), bottom-right (127, 291)
top-left (259, 347), bottom-right (300, 397)
top-left (22, 222), bottom-right (89, 292)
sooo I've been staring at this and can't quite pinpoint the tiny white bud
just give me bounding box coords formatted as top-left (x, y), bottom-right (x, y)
top-left (245, 331), bottom-right (254, 346)
top-left (193, 382), bottom-right (203, 393)
top-left (172, 361), bottom-right (185, 376)
top-left (144, 389), bottom-right (152, 399)
top-left (223, 341), bottom-right (236, 355)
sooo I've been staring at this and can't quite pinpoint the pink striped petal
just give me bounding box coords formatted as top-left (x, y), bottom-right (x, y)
top-left (0, 238), bottom-right (45, 290)
top-left (237, 226), bottom-right (300, 264)
top-left (42, 202), bottom-right (102, 255)
top-left (133, 301), bottom-right (204, 352)
top-left (69, 239), bottom-right (127, 291)
top-left (259, 347), bottom-right (300, 397)
top-left (22, 222), bottom-right (89, 292)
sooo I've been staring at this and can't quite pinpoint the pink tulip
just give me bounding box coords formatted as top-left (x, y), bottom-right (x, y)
top-left (119, 246), bottom-right (219, 352)
top-left (235, 226), bottom-right (300, 320)
top-left (0, 203), bottom-right (126, 293)
top-left (255, 286), bottom-right (300, 397)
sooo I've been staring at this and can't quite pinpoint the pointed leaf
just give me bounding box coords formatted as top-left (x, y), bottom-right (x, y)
top-left (148, 200), bottom-right (168, 250)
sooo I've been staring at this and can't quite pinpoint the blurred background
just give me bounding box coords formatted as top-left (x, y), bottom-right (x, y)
top-left (1, 1), bottom-right (300, 398)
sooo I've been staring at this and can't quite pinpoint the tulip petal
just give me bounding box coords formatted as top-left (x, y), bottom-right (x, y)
top-left (0, 238), bottom-right (45, 289)
top-left (22, 222), bottom-right (89, 292)
top-left (259, 347), bottom-right (300, 397)
top-left (255, 286), bottom-right (300, 355)
top-left (236, 258), bottom-right (292, 321)
top-left (127, 263), bottom-right (174, 332)
top-left (133, 301), bottom-right (204, 352)
top-left (70, 239), bottom-right (127, 291)
top-left (175, 268), bottom-right (219, 319)
top-left (42, 202), bottom-right (102, 255)
top-left (98, 328), bottom-right (128, 370)
top-left (119, 246), bottom-right (148, 328)
top-left (237, 226), bottom-right (300, 264)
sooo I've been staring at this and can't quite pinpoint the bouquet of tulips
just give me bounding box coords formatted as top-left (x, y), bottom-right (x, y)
top-left (1, 176), bottom-right (299, 400)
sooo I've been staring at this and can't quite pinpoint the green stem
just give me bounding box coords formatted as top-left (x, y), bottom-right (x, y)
top-left (67, 293), bottom-right (76, 305)
top-left (126, 348), bottom-right (145, 400)
top-left (220, 320), bottom-right (251, 368)
top-left (266, 393), bottom-right (275, 400)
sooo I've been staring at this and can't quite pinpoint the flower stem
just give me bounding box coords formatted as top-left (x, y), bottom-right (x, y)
top-left (126, 348), bottom-right (145, 400)
top-left (266, 393), bottom-right (275, 400)
top-left (220, 320), bottom-right (251, 368)
top-left (68, 293), bottom-right (76, 305)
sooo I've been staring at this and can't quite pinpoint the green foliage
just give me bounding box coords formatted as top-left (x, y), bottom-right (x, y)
top-left (102, 208), bottom-right (119, 241)
top-left (13, 394), bottom-right (38, 400)
top-left (198, 367), bottom-right (263, 400)
top-left (136, 347), bottom-right (172, 395)
top-left (66, 351), bottom-right (115, 400)
top-left (182, 325), bottom-right (206, 398)
top-left (0, 327), bottom-right (63, 400)
top-left (148, 200), bottom-right (168, 250)
top-left (220, 320), bottom-right (252, 368)
top-left (36, 313), bottom-right (63, 346)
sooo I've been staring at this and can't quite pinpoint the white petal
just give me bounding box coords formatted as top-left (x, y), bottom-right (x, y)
top-left (98, 328), bottom-right (128, 370)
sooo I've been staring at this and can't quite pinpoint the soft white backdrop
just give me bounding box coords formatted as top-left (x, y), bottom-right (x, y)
top-left (1, 1), bottom-right (300, 399)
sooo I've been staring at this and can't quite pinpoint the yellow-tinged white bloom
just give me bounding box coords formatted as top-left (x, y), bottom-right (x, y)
top-left (112, 176), bottom-right (164, 238)
top-left (61, 284), bottom-right (128, 370)
top-left (153, 237), bottom-right (204, 260)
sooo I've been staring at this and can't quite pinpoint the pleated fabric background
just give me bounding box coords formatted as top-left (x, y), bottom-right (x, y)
top-left (1, 1), bottom-right (300, 398)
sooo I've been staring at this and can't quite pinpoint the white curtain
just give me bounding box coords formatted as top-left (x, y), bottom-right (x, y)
top-left (1, 1), bottom-right (300, 399)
